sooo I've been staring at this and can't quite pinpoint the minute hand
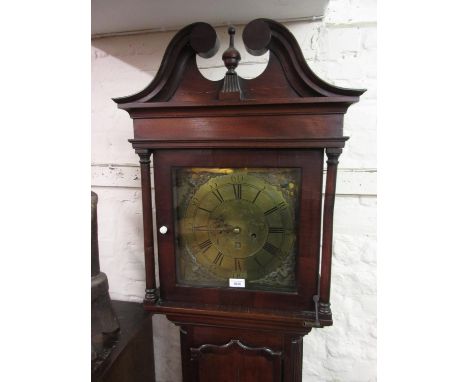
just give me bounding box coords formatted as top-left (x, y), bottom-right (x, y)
top-left (193, 225), bottom-right (235, 232)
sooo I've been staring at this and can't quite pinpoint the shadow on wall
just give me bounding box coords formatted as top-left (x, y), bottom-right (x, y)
top-left (91, 23), bottom-right (269, 94)
top-left (153, 315), bottom-right (183, 381)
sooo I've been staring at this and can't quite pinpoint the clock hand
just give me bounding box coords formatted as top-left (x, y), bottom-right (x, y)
top-left (193, 225), bottom-right (236, 232)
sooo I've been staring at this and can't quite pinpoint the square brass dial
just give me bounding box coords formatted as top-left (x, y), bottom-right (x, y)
top-left (172, 167), bottom-right (301, 292)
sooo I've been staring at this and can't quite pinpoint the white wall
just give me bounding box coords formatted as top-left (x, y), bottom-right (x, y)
top-left (91, 0), bottom-right (376, 380)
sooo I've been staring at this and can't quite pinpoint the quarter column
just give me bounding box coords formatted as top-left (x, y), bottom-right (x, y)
top-left (136, 148), bottom-right (157, 304)
top-left (319, 148), bottom-right (342, 316)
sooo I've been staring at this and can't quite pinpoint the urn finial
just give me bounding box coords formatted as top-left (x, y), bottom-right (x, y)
top-left (222, 26), bottom-right (241, 72)
top-left (219, 25), bottom-right (243, 100)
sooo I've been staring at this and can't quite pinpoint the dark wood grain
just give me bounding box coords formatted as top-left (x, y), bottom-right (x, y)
top-left (136, 149), bottom-right (157, 303)
top-left (153, 149), bottom-right (322, 312)
top-left (180, 325), bottom-right (307, 382)
top-left (191, 340), bottom-right (282, 382)
top-left (92, 301), bottom-right (155, 382)
top-left (243, 19), bottom-right (365, 98)
top-left (113, 23), bottom-right (220, 104)
top-left (319, 148), bottom-right (342, 318)
top-left (132, 114), bottom-right (344, 140)
top-left (114, 18), bottom-right (365, 382)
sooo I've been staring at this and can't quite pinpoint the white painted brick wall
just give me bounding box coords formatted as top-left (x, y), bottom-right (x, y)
top-left (91, 0), bottom-right (376, 380)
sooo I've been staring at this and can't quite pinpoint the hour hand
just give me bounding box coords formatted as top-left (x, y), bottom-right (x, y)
top-left (192, 225), bottom-right (234, 232)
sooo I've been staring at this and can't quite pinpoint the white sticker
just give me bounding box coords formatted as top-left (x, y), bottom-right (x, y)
top-left (229, 278), bottom-right (245, 288)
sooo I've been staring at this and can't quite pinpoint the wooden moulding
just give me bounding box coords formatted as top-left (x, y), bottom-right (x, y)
top-left (190, 340), bottom-right (283, 382)
top-left (112, 17), bottom-right (366, 382)
top-left (113, 17), bottom-right (365, 329)
top-left (113, 19), bottom-right (365, 117)
top-left (151, 300), bottom-right (332, 331)
top-left (129, 138), bottom-right (348, 150)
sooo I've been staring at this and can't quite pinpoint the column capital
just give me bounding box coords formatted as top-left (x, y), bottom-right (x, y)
top-left (136, 149), bottom-right (152, 163)
top-left (137, 148), bottom-right (156, 300)
top-left (325, 148), bottom-right (342, 164)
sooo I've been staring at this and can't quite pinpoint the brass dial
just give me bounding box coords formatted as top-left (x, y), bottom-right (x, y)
top-left (180, 171), bottom-right (296, 281)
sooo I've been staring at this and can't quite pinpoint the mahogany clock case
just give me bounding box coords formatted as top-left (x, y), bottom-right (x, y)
top-left (114, 18), bottom-right (364, 316)
top-left (154, 148), bottom-right (323, 312)
top-left (113, 18), bottom-right (365, 381)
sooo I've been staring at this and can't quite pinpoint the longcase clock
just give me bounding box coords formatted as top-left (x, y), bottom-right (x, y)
top-left (114, 19), bottom-right (365, 382)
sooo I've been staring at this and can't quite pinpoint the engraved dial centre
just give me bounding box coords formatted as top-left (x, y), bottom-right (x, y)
top-left (208, 199), bottom-right (268, 259)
